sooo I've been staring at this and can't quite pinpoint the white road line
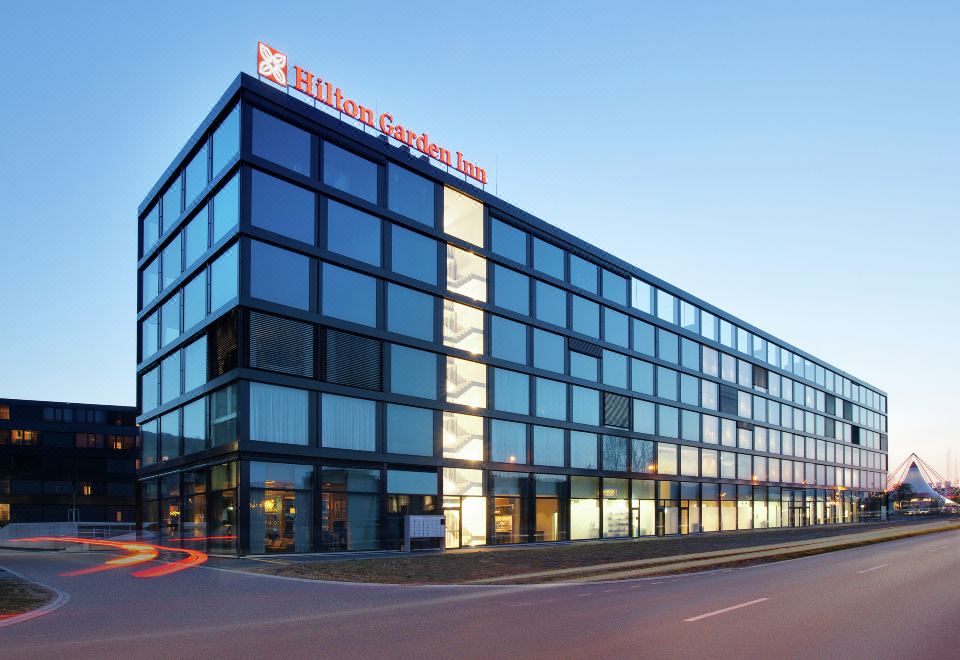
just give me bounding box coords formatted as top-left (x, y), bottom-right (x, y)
top-left (856, 564), bottom-right (890, 574)
top-left (684, 598), bottom-right (769, 622)
top-left (576, 592), bottom-right (593, 597)
top-left (603, 589), bottom-right (617, 593)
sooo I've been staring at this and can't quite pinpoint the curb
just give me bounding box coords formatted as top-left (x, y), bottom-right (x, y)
top-left (0, 565), bottom-right (70, 628)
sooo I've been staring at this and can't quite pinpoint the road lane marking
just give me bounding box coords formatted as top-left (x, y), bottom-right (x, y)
top-left (856, 564), bottom-right (889, 574)
top-left (684, 598), bottom-right (769, 622)
top-left (603, 589), bottom-right (617, 593)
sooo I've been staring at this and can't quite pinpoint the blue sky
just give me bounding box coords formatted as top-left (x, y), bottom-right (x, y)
top-left (1, 2), bottom-right (957, 476)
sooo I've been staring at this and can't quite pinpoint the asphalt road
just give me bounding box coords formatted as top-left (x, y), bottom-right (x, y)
top-left (1, 530), bottom-right (958, 659)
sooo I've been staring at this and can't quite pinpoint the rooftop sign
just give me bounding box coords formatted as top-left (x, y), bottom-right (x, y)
top-left (257, 42), bottom-right (488, 185)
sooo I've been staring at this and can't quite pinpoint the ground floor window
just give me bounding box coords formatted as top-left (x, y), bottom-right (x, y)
top-left (321, 467), bottom-right (380, 551)
top-left (249, 462), bottom-right (313, 554)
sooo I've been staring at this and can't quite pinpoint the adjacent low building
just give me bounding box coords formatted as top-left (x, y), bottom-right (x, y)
top-left (0, 398), bottom-right (138, 524)
top-left (136, 72), bottom-right (888, 555)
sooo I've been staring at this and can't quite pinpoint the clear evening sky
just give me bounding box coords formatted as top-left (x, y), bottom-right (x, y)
top-left (1, 3), bottom-right (957, 478)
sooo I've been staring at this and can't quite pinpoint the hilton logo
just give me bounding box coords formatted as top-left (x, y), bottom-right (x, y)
top-left (257, 42), bottom-right (288, 86)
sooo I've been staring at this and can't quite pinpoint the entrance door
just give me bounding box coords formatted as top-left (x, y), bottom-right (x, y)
top-left (444, 506), bottom-right (461, 549)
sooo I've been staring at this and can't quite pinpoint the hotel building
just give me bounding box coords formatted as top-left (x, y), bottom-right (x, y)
top-left (136, 73), bottom-right (888, 555)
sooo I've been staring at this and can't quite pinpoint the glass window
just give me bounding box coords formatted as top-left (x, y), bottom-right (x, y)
top-left (387, 164), bottom-right (434, 226)
top-left (532, 238), bottom-right (565, 280)
top-left (631, 359), bottom-right (654, 395)
top-left (161, 294), bottom-right (181, 346)
top-left (535, 281), bottom-right (567, 327)
top-left (493, 265), bottom-right (529, 315)
top-left (183, 273), bottom-right (206, 330)
top-left (493, 369), bottom-right (529, 415)
top-left (142, 205), bottom-right (160, 255)
top-left (603, 435), bottom-right (628, 471)
top-left (386, 404), bottom-right (433, 456)
top-left (391, 225), bottom-right (437, 285)
top-left (631, 438), bottom-right (655, 473)
top-left (571, 295), bottom-right (600, 338)
top-left (142, 311), bottom-right (159, 360)
top-left (681, 410), bottom-right (700, 441)
top-left (183, 336), bottom-right (206, 393)
top-left (604, 308), bottom-right (628, 347)
top-left (446, 356), bottom-right (487, 408)
top-left (680, 301), bottom-right (699, 333)
top-left (701, 311), bottom-right (717, 341)
top-left (142, 368), bottom-right (159, 412)
top-left (681, 338), bottom-right (699, 371)
top-left (251, 108), bottom-right (311, 176)
top-left (570, 352), bottom-right (598, 381)
top-left (535, 378), bottom-right (567, 420)
top-left (209, 384), bottom-right (238, 446)
top-left (160, 351), bottom-right (181, 404)
top-left (387, 284), bottom-right (434, 341)
top-left (251, 240), bottom-right (311, 310)
top-left (321, 394), bottom-right (376, 451)
top-left (602, 270), bottom-right (627, 306)
top-left (658, 329), bottom-right (679, 363)
top-left (322, 263), bottom-right (376, 326)
top-left (572, 386), bottom-right (600, 425)
top-left (182, 398), bottom-right (206, 455)
top-left (657, 443), bottom-right (678, 475)
top-left (570, 431), bottom-right (598, 469)
top-left (602, 350), bottom-right (628, 389)
top-left (720, 451), bottom-right (736, 479)
top-left (391, 345), bottom-right (437, 399)
top-left (569, 255), bottom-right (598, 293)
top-left (701, 448), bottom-right (718, 478)
top-left (443, 187), bottom-right (483, 247)
top-left (533, 329), bottom-right (564, 373)
top-left (162, 177), bottom-right (181, 232)
top-left (680, 445), bottom-right (699, 476)
top-left (491, 219), bottom-right (527, 264)
top-left (491, 419), bottom-right (526, 463)
top-left (250, 171), bottom-right (315, 244)
top-left (657, 290), bottom-right (676, 324)
top-left (212, 174), bottom-right (239, 244)
top-left (634, 399), bottom-right (655, 434)
top-left (387, 469), bottom-right (437, 495)
top-left (212, 104), bottom-right (239, 177)
top-left (442, 412), bottom-right (483, 460)
top-left (631, 278), bottom-right (653, 314)
top-left (447, 245), bottom-right (487, 302)
top-left (721, 353), bottom-right (736, 382)
top-left (702, 414), bottom-right (719, 444)
top-left (533, 426), bottom-right (565, 466)
top-left (491, 316), bottom-right (527, 364)
top-left (327, 200), bottom-right (380, 265)
top-left (210, 243), bottom-right (238, 310)
top-left (658, 404), bottom-right (679, 438)
top-left (249, 382), bottom-right (308, 444)
top-left (161, 233), bottom-right (182, 289)
top-left (323, 142), bottom-right (377, 203)
top-left (160, 409), bottom-right (180, 461)
top-left (633, 319), bottom-right (655, 356)
top-left (443, 300), bottom-right (484, 355)
top-left (702, 346), bottom-right (719, 376)
top-left (656, 366), bottom-right (678, 401)
top-left (185, 144), bottom-right (209, 207)
top-left (680, 374), bottom-right (699, 406)
top-left (183, 211), bottom-right (208, 269)
top-left (701, 380), bottom-right (718, 410)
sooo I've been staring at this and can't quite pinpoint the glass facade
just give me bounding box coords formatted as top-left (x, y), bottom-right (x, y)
top-left (135, 81), bottom-right (889, 555)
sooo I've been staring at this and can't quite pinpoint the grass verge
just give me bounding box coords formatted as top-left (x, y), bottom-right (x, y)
top-left (254, 518), bottom-right (959, 585)
top-left (0, 574), bottom-right (56, 617)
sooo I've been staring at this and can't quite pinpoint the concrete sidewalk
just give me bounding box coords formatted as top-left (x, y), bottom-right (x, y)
top-left (472, 519), bottom-right (960, 584)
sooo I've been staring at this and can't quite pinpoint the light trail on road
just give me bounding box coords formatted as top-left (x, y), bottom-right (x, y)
top-left (10, 537), bottom-right (207, 578)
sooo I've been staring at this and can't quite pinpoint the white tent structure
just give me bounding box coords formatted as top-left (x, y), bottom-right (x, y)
top-left (887, 453), bottom-right (957, 508)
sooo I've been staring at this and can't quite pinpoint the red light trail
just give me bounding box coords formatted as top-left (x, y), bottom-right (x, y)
top-left (11, 537), bottom-right (209, 578)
